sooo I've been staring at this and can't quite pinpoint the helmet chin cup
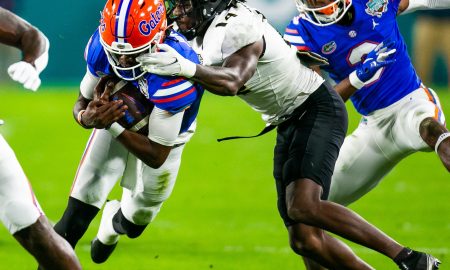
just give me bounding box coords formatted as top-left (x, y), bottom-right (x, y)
top-left (295, 0), bottom-right (352, 26)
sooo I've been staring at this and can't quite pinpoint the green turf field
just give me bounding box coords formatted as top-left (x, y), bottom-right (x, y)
top-left (0, 84), bottom-right (449, 269)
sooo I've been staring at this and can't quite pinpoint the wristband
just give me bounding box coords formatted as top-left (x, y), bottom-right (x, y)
top-left (76, 110), bottom-right (87, 128)
top-left (435, 132), bottom-right (450, 153)
top-left (108, 122), bottom-right (125, 138)
top-left (349, 71), bottom-right (365, 90)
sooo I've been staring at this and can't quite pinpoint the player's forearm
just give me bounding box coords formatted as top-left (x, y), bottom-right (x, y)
top-left (192, 65), bottom-right (247, 96)
top-left (334, 78), bottom-right (357, 102)
top-left (115, 130), bottom-right (171, 168)
top-left (73, 93), bottom-right (91, 128)
top-left (20, 28), bottom-right (48, 64)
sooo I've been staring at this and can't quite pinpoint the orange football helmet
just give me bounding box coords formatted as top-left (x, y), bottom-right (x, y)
top-left (99, 0), bottom-right (167, 80)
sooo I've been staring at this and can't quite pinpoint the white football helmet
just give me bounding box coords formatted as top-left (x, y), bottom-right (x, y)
top-left (294, 0), bottom-right (352, 26)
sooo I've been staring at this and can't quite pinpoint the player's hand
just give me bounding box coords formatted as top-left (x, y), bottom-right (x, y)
top-left (349, 39), bottom-right (396, 89)
top-left (82, 81), bottom-right (128, 129)
top-left (7, 61), bottom-right (41, 91)
top-left (136, 44), bottom-right (196, 78)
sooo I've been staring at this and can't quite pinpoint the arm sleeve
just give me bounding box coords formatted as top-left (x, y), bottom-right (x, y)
top-left (402, 0), bottom-right (450, 13)
top-left (147, 107), bottom-right (184, 146)
top-left (79, 69), bottom-right (99, 99)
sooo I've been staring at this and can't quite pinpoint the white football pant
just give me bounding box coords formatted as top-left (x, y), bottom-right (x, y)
top-left (71, 128), bottom-right (184, 225)
top-left (329, 87), bottom-right (446, 205)
top-left (0, 135), bottom-right (42, 234)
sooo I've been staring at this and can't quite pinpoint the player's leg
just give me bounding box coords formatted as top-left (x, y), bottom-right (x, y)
top-left (278, 85), bottom-right (439, 268)
top-left (405, 87), bottom-right (450, 171)
top-left (54, 129), bottom-right (127, 248)
top-left (329, 117), bottom-right (403, 205)
top-left (0, 135), bottom-right (81, 269)
top-left (15, 216), bottom-right (81, 270)
top-left (91, 145), bottom-right (184, 263)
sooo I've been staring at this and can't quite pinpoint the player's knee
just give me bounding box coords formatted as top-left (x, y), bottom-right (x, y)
top-left (289, 233), bottom-right (322, 257)
top-left (4, 200), bottom-right (40, 234)
top-left (112, 209), bottom-right (147, 239)
top-left (287, 204), bottom-right (318, 223)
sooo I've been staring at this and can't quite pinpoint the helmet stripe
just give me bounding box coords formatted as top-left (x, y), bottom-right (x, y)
top-left (116, 0), bottom-right (132, 43)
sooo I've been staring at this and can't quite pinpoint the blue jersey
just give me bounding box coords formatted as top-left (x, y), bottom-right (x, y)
top-left (84, 29), bottom-right (203, 133)
top-left (285, 0), bottom-right (422, 115)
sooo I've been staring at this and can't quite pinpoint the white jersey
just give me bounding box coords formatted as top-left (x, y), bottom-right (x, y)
top-left (190, 2), bottom-right (324, 124)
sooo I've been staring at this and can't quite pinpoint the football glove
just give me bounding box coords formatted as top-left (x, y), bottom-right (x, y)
top-left (137, 44), bottom-right (196, 78)
top-left (7, 36), bottom-right (49, 91)
top-left (7, 61), bottom-right (41, 91)
top-left (349, 39), bottom-right (396, 89)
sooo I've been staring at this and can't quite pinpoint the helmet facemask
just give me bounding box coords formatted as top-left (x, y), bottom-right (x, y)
top-left (295, 0), bottom-right (352, 26)
top-left (100, 31), bottom-right (165, 81)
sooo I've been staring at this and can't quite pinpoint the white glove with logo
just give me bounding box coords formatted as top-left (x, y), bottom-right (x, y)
top-left (137, 43), bottom-right (196, 78)
top-left (7, 36), bottom-right (49, 91)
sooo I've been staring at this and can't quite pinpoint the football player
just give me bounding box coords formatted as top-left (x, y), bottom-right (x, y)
top-left (0, 7), bottom-right (81, 270)
top-left (137, 0), bottom-right (438, 269)
top-left (51, 0), bottom-right (203, 264)
top-left (284, 0), bottom-right (449, 268)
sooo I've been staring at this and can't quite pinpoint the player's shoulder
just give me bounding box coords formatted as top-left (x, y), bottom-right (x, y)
top-left (284, 15), bottom-right (315, 50)
top-left (204, 2), bottom-right (265, 59)
top-left (84, 28), bottom-right (109, 76)
top-left (164, 30), bottom-right (200, 64)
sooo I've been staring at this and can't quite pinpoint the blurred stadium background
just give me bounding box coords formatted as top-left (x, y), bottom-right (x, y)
top-left (0, 0), bottom-right (449, 269)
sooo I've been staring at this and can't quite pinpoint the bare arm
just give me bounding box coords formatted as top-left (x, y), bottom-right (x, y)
top-left (191, 39), bottom-right (265, 96)
top-left (109, 108), bottom-right (184, 168)
top-left (114, 130), bottom-right (172, 169)
top-left (334, 78), bottom-right (357, 102)
top-left (0, 7), bottom-right (47, 65)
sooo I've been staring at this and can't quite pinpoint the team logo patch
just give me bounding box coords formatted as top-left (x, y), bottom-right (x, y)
top-left (321, 41), bottom-right (337, 55)
top-left (365, 0), bottom-right (388, 17)
top-left (138, 78), bottom-right (149, 99)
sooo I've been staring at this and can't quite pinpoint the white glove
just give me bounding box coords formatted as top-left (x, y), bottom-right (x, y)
top-left (7, 61), bottom-right (41, 91)
top-left (136, 43), bottom-right (196, 78)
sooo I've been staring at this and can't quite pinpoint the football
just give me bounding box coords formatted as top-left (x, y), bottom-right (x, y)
top-left (100, 76), bottom-right (153, 135)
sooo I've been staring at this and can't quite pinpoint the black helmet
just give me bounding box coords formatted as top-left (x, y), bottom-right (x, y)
top-left (165, 0), bottom-right (236, 40)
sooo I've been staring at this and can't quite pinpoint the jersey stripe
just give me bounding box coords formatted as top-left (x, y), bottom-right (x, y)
top-left (151, 87), bottom-right (196, 103)
top-left (154, 81), bottom-right (194, 97)
top-left (161, 78), bottom-right (185, 87)
top-left (423, 86), bottom-right (443, 123)
top-left (283, 34), bottom-right (305, 45)
top-left (285, 28), bottom-right (299, 34)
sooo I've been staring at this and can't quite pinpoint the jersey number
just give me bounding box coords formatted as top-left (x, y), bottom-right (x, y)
top-left (347, 41), bottom-right (383, 85)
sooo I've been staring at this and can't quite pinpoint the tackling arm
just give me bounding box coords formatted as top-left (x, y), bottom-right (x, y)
top-left (399, 0), bottom-right (450, 14)
top-left (137, 39), bottom-right (265, 96)
top-left (193, 39), bottom-right (264, 96)
top-left (0, 7), bottom-right (49, 91)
